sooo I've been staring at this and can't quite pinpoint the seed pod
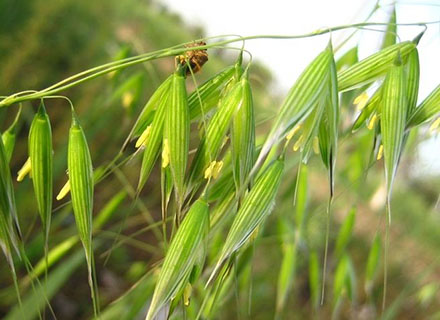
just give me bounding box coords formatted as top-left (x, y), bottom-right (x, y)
top-left (230, 72), bottom-right (255, 191)
top-left (208, 159), bottom-right (284, 283)
top-left (338, 40), bottom-right (416, 91)
top-left (29, 102), bottom-right (53, 244)
top-left (67, 112), bottom-right (99, 314)
top-left (188, 65), bottom-right (235, 120)
top-left (381, 55), bottom-right (407, 196)
top-left (146, 199), bottom-right (209, 320)
top-left (164, 67), bottom-right (189, 204)
top-left (407, 83), bottom-right (440, 128)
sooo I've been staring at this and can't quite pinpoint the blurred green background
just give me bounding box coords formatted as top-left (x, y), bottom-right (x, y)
top-left (0, 0), bottom-right (439, 319)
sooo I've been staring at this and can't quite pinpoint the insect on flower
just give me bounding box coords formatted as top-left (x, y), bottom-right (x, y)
top-left (177, 41), bottom-right (208, 75)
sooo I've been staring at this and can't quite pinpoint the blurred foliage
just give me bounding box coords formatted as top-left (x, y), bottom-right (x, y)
top-left (0, 0), bottom-right (439, 319)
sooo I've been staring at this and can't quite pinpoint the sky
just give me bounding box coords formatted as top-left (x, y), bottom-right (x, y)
top-left (160, 0), bottom-right (440, 175)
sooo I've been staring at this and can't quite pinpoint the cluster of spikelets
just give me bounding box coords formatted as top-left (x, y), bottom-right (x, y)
top-left (1, 28), bottom-right (440, 319)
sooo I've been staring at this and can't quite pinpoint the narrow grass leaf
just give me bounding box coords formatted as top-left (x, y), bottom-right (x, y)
top-left (164, 67), bottom-right (189, 205)
top-left (146, 199), bottom-right (209, 320)
top-left (381, 7), bottom-right (396, 49)
top-left (276, 241), bottom-right (296, 314)
top-left (365, 235), bottom-right (381, 295)
top-left (68, 112), bottom-right (100, 316)
top-left (208, 159), bottom-right (284, 283)
top-left (29, 102), bottom-right (53, 250)
top-left (309, 250), bottom-right (320, 309)
top-left (334, 207), bottom-right (356, 259)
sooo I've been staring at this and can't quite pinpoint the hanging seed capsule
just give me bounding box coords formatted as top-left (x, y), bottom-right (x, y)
top-left (29, 102), bottom-right (53, 245)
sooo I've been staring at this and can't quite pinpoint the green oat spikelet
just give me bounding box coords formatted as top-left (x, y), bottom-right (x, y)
top-left (164, 66), bottom-right (189, 207)
top-left (67, 111), bottom-right (100, 316)
top-left (29, 102), bottom-right (53, 254)
top-left (208, 158), bottom-right (284, 284)
top-left (146, 199), bottom-right (209, 320)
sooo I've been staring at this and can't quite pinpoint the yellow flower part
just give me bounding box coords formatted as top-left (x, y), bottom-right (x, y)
top-left (293, 134), bottom-right (304, 152)
top-left (286, 124), bottom-right (302, 142)
top-left (183, 283), bottom-right (192, 307)
top-left (135, 126), bottom-right (152, 148)
top-left (17, 157), bottom-right (31, 182)
top-left (377, 144), bottom-right (384, 160)
top-left (429, 117), bottom-right (440, 133)
top-left (367, 114), bottom-right (378, 130)
top-left (162, 139), bottom-right (170, 168)
top-left (204, 161), bottom-right (217, 179)
top-left (56, 180), bottom-right (71, 201)
top-left (122, 92), bottom-right (134, 109)
top-left (312, 136), bottom-right (320, 154)
top-left (212, 160), bottom-right (224, 179)
top-left (353, 92), bottom-right (369, 110)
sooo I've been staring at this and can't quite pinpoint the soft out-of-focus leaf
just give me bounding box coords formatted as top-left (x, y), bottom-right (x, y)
top-left (365, 235), bottom-right (381, 295)
top-left (334, 207), bottom-right (356, 259)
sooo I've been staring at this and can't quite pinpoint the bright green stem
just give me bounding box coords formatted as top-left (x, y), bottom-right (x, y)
top-left (0, 21), bottom-right (432, 108)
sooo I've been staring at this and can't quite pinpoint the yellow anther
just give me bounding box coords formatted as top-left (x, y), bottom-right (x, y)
top-left (313, 136), bottom-right (320, 154)
top-left (204, 161), bottom-right (217, 179)
top-left (286, 124), bottom-right (302, 142)
top-left (353, 92), bottom-right (369, 110)
top-left (183, 283), bottom-right (192, 307)
top-left (293, 135), bottom-right (304, 152)
top-left (122, 92), bottom-right (134, 109)
top-left (367, 114), bottom-right (378, 130)
top-left (429, 117), bottom-right (440, 133)
top-left (162, 139), bottom-right (170, 168)
top-left (17, 157), bottom-right (31, 182)
top-left (56, 180), bottom-right (71, 200)
top-left (135, 126), bottom-right (152, 148)
top-left (212, 161), bottom-right (224, 179)
top-left (377, 144), bottom-right (384, 160)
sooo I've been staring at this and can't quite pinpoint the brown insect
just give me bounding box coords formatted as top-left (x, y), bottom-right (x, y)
top-left (177, 41), bottom-right (208, 75)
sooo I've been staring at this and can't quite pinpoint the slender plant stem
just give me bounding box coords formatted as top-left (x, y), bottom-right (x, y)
top-left (0, 21), bottom-right (435, 108)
